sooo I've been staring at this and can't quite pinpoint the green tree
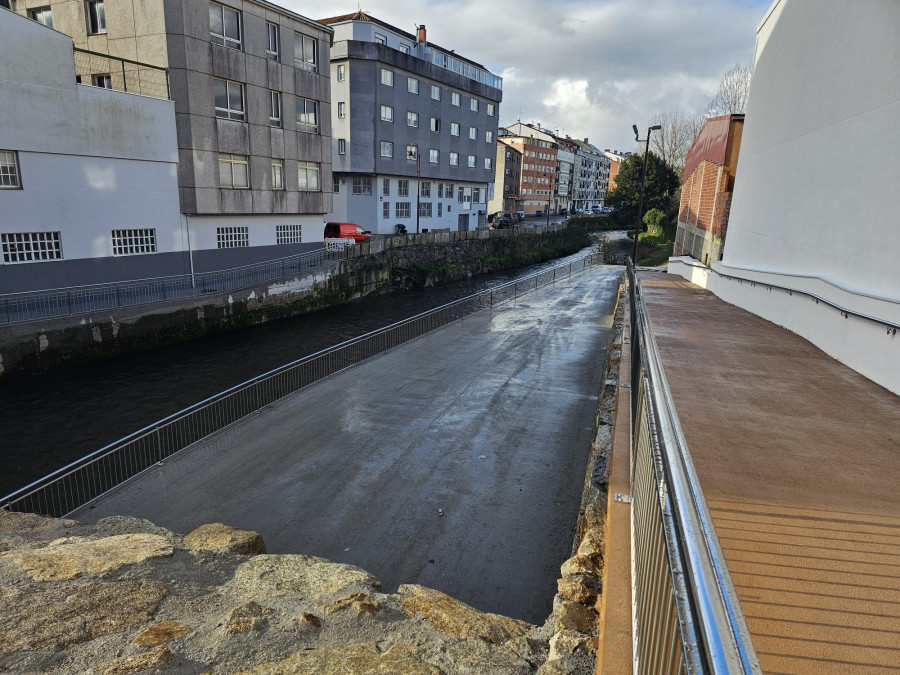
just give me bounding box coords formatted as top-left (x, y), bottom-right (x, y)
top-left (607, 152), bottom-right (680, 231)
top-left (643, 208), bottom-right (667, 237)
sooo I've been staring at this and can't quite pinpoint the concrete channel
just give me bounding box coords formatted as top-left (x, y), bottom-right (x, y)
top-left (75, 265), bottom-right (623, 623)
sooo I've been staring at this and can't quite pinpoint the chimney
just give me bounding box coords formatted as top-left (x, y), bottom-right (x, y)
top-left (417, 25), bottom-right (427, 44)
top-left (584, 138), bottom-right (589, 143)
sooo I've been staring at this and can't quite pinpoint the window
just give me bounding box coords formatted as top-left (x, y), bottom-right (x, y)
top-left (485, 157), bottom-right (492, 170)
top-left (29, 6), bottom-right (53, 28)
top-left (437, 183), bottom-right (444, 198)
top-left (272, 159), bottom-right (284, 190)
top-left (429, 149), bottom-right (439, 164)
top-left (269, 91), bottom-right (282, 127)
top-left (296, 98), bottom-right (318, 133)
top-left (406, 145), bottom-right (417, 161)
top-left (375, 33), bottom-right (386, 45)
top-left (450, 122), bottom-right (460, 136)
top-left (381, 141), bottom-right (393, 158)
top-left (337, 64), bottom-right (345, 81)
top-left (430, 117), bottom-right (441, 133)
top-left (217, 226), bottom-right (248, 248)
top-left (487, 103), bottom-right (495, 116)
top-left (337, 101), bottom-right (346, 118)
top-left (431, 85), bottom-right (441, 100)
top-left (396, 202), bottom-right (411, 218)
top-left (419, 202), bottom-right (432, 217)
top-left (446, 183), bottom-right (454, 198)
top-left (218, 154), bottom-right (249, 188)
top-left (0, 151), bottom-right (21, 188)
top-left (382, 178), bottom-right (390, 196)
top-left (209, 2), bottom-right (239, 49)
top-left (338, 138), bottom-right (346, 155)
top-left (407, 111), bottom-right (418, 127)
top-left (214, 79), bottom-right (245, 121)
top-left (486, 131), bottom-right (493, 143)
top-left (87, 0), bottom-right (106, 34)
top-left (407, 77), bottom-right (419, 94)
top-left (474, 188), bottom-right (481, 203)
top-left (297, 161), bottom-right (320, 191)
top-left (277, 224), bottom-right (303, 244)
top-left (470, 98), bottom-right (479, 112)
top-left (381, 69), bottom-right (394, 86)
top-left (383, 201), bottom-right (390, 218)
top-left (438, 202), bottom-right (443, 217)
top-left (92, 74), bottom-right (112, 89)
top-left (467, 154), bottom-right (476, 168)
top-left (2, 232), bottom-right (62, 262)
top-left (469, 126), bottom-right (477, 140)
top-left (449, 152), bottom-right (459, 166)
top-left (380, 105), bottom-right (394, 122)
top-left (352, 176), bottom-right (372, 195)
top-left (399, 44), bottom-right (410, 54)
top-left (266, 22), bottom-right (279, 60)
top-left (398, 180), bottom-right (409, 197)
top-left (112, 229), bottom-right (156, 256)
top-left (421, 181), bottom-right (431, 197)
top-left (451, 91), bottom-right (460, 106)
top-left (333, 175), bottom-right (340, 192)
top-left (294, 33), bottom-right (317, 71)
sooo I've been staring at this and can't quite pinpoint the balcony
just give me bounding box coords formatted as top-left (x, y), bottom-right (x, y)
top-left (73, 47), bottom-right (170, 100)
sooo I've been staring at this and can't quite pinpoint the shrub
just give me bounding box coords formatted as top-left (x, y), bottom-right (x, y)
top-left (643, 208), bottom-right (667, 237)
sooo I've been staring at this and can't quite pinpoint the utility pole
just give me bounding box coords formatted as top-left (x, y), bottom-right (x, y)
top-left (632, 124), bottom-right (661, 264)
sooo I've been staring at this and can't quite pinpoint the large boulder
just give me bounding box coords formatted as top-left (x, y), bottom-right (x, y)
top-left (183, 523), bottom-right (266, 555)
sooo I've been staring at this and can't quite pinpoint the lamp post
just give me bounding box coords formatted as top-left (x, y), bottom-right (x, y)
top-left (407, 143), bottom-right (421, 234)
top-left (631, 123), bottom-right (661, 264)
top-left (543, 172), bottom-right (551, 227)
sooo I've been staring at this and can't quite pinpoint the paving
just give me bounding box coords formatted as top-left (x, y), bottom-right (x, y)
top-left (75, 265), bottom-right (623, 624)
top-left (637, 272), bottom-right (900, 674)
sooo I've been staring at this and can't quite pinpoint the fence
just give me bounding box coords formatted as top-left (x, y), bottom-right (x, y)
top-left (0, 247), bottom-right (342, 326)
top-left (73, 47), bottom-right (170, 100)
top-left (626, 260), bottom-right (760, 673)
top-left (2, 253), bottom-right (601, 518)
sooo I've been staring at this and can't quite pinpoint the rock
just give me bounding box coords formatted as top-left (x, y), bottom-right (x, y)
top-left (319, 592), bottom-right (381, 618)
top-left (237, 642), bottom-right (441, 674)
top-left (134, 621), bottom-right (190, 646)
top-left (94, 646), bottom-right (172, 675)
top-left (557, 574), bottom-right (601, 606)
top-left (398, 584), bottom-right (533, 645)
top-left (1, 534), bottom-right (174, 581)
top-left (91, 516), bottom-right (182, 545)
top-left (0, 581), bottom-right (168, 652)
top-left (226, 601), bottom-right (270, 633)
top-left (184, 523), bottom-right (266, 555)
top-left (228, 554), bottom-right (380, 602)
top-left (548, 630), bottom-right (590, 660)
top-left (552, 595), bottom-right (598, 634)
top-left (560, 554), bottom-right (601, 578)
top-left (536, 659), bottom-right (569, 675)
top-left (296, 612), bottom-right (322, 628)
top-left (575, 530), bottom-right (604, 560)
top-left (0, 512), bottom-right (81, 540)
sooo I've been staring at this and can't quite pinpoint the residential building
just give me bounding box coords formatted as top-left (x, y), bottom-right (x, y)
top-left (487, 138), bottom-right (522, 215)
top-left (604, 149), bottom-right (630, 194)
top-left (674, 114), bottom-right (744, 265)
top-left (7, 0), bottom-right (333, 279)
top-left (321, 12), bottom-right (502, 233)
top-left (0, 10), bottom-right (182, 293)
top-left (567, 138), bottom-right (609, 210)
top-left (553, 139), bottom-right (575, 214)
top-left (500, 122), bottom-right (557, 216)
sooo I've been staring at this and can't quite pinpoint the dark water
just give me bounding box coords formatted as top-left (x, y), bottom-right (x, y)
top-left (1, 247), bottom-right (604, 497)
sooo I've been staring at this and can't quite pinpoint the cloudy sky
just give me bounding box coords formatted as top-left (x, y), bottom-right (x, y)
top-left (282, 0), bottom-right (771, 151)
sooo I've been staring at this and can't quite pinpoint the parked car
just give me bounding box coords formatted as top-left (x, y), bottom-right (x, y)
top-left (515, 211), bottom-right (525, 222)
top-left (324, 222), bottom-right (373, 243)
top-left (495, 216), bottom-right (513, 229)
top-left (591, 205), bottom-right (603, 214)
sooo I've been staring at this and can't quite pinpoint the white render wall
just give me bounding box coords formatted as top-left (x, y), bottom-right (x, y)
top-left (670, 0), bottom-right (900, 395)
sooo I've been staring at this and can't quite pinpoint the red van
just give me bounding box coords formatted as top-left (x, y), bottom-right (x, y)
top-left (324, 222), bottom-right (373, 243)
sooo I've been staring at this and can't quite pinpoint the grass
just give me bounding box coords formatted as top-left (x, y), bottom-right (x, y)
top-left (635, 231), bottom-right (675, 266)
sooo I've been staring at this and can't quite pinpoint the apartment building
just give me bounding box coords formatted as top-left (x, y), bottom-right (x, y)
top-left (553, 141), bottom-right (575, 214)
top-left (6, 0), bottom-right (333, 277)
top-left (604, 149), bottom-right (630, 194)
top-left (500, 123), bottom-right (557, 216)
top-left (567, 138), bottom-right (610, 211)
top-left (321, 12), bottom-right (502, 234)
top-left (487, 138), bottom-right (522, 216)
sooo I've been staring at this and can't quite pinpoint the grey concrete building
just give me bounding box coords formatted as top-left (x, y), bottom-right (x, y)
top-left (569, 139), bottom-right (610, 211)
top-left (320, 12), bottom-right (502, 234)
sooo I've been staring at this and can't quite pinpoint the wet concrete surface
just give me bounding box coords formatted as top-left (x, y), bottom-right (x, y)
top-left (75, 266), bottom-right (623, 624)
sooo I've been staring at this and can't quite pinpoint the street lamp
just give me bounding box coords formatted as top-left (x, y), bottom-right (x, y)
top-left (632, 123), bottom-right (661, 264)
top-left (543, 172), bottom-right (552, 227)
top-left (407, 143), bottom-right (421, 234)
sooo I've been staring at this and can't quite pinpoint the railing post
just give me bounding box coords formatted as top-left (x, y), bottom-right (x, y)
top-left (121, 59), bottom-right (127, 93)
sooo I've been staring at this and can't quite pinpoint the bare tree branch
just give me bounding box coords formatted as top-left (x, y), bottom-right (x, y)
top-left (649, 110), bottom-right (707, 177)
top-left (708, 62), bottom-right (752, 115)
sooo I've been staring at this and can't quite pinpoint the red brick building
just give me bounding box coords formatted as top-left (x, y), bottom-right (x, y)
top-left (675, 115), bottom-right (744, 264)
top-left (500, 125), bottom-right (557, 215)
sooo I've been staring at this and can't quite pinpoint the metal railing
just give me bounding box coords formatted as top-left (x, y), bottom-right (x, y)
top-left (1, 253), bottom-right (601, 518)
top-left (627, 260), bottom-right (760, 674)
top-left (73, 47), bottom-right (170, 100)
top-left (0, 247), bottom-right (342, 326)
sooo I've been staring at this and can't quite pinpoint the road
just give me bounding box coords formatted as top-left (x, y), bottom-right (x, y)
top-left (75, 265), bottom-right (622, 623)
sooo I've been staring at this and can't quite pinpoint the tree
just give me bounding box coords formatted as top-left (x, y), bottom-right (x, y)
top-left (708, 61), bottom-right (752, 115)
top-left (649, 110), bottom-right (708, 177)
top-left (606, 151), bottom-right (680, 231)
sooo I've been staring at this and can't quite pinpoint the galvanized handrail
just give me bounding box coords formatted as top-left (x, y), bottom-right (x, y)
top-left (0, 247), bottom-right (342, 326)
top-left (2, 253), bottom-right (601, 518)
top-left (627, 259), bottom-right (760, 674)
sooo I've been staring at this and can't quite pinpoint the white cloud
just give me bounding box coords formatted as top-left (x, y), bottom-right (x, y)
top-left (281, 0), bottom-right (769, 149)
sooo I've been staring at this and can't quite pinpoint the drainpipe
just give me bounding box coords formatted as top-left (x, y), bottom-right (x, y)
top-left (185, 215), bottom-right (195, 288)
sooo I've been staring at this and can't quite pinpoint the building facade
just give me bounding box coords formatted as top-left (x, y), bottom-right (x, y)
top-left (604, 149), bottom-right (630, 195)
top-left (500, 123), bottom-right (557, 216)
top-left (568, 139), bottom-right (609, 210)
top-left (487, 139), bottom-right (522, 215)
top-left (321, 12), bottom-right (501, 234)
top-left (674, 114), bottom-right (744, 265)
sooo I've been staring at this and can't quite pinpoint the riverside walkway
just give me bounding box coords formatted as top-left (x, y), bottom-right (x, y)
top-left (601, 271), bottom-right (900, 674)
top-left (74, 265), bottom-right (622, 623)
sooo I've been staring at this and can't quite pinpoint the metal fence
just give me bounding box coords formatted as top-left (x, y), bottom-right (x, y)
top-left (73, 47), bottom-right (170, 100)
top-left (0, 247), bottom-right (342, 326)
top-left (2, 254), bottom-right (601, 518)
top-left (627, 260), bottom-right (760, 674)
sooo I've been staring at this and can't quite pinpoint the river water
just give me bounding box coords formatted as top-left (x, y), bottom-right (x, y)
top-left (1, 242), bottom-right (620, 497)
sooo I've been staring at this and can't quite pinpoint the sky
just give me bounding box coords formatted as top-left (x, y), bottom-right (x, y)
top-left (282, 0), bottom-right (772, 151)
